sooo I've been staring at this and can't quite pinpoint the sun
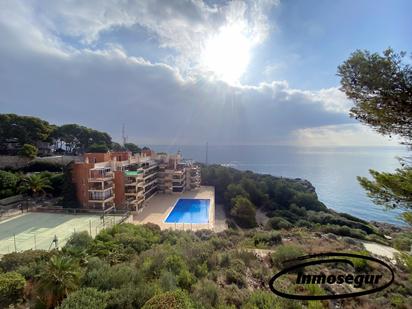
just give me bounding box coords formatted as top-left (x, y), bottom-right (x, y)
top-left (200, 23), bottom-right (252, 85)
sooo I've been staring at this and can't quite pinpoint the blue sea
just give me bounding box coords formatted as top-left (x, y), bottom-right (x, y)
top-left (151, 145), bottom-right (409, 226)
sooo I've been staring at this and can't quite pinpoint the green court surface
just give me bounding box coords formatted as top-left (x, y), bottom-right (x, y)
top-left (0, 212), bottom-right (120, 255)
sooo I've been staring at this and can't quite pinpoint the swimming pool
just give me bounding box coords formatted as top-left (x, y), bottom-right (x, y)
top-left (165, 198), bottom-right (210, 223)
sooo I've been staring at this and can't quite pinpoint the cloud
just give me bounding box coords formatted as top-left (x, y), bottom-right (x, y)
top-left (0, 0), bottom-right (398, 146)
top-left (293, 124), bottom-right (400, 146)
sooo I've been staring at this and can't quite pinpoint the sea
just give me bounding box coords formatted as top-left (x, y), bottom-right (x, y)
top-left (151, 145), bottom-right (409, 226)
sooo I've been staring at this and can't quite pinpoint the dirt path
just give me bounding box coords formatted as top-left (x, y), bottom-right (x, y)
top-left (362, 242), bottom-right (400, 262)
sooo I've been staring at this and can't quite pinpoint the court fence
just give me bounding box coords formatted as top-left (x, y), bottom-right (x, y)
top-left (0, 212), bottom-right (130, 255)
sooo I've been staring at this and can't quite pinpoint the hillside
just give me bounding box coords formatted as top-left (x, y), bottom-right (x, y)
top-left (1, 224), bottom-right (411, 308)
top-left (201, 165), bottom-right (383, 241)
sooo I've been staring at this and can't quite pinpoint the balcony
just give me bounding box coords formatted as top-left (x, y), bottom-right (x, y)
top-left (88, 191), bottom-right (114, 203)
top-left (88, 181), bottom-right (113, 191)
top-left (89, 171), bottom-right (113, 182)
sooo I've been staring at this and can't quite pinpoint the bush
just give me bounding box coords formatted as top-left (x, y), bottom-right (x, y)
top-left (192, 279), bottom-right (220, 308)
top-left (265, 217), bottom-right (292, 230)
top-left (59, 288), bottom-right (107, 309)
top-left (253, 231), bottom-right (282, 247)
top-left (320, 224), bottom-right (367, 240)
top-left (19, 143), bottom-right (38, 159)
top-left (0, 271), bottom-right (26, 307)
top-left (270, 245), bottom-right (304, 268)
top-left (21, 161), bottom-right (65, 173)
top-left (0, 170), bottom-right (20, 198)
top-left (0, 250), bottom-right (51, 273)
top-left (392, 232), bottom-right (412, 251)
top-left (64, 231), bottom-right (93, 251)
top-left (292, 192), bottom-right (326, 211)
top-left (86, 143), bottom-right (109, 153)
top-left (230, 196), bottom-right (257, 228)
top-left (142, 290), bottom-right (193, 309)
top-left (242, 290), bottom-right (280, 309)
top-left (106, 283), bottom-right (161, 309)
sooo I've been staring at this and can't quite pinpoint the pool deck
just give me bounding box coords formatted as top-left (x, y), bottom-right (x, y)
top-left (132, 186), bottom-right (215, 231)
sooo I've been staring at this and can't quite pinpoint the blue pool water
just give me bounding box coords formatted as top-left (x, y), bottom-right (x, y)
top-left (165, 199), bottom-right (210, 223)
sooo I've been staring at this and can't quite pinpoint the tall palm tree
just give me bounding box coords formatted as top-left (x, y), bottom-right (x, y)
top-left (19, 174), bottom-right (53, 196)
top-left (36, 255), bottom-right (80, 308)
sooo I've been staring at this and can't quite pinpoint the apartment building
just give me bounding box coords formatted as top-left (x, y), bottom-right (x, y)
top-left (72, 150), bottom-right (201, 211)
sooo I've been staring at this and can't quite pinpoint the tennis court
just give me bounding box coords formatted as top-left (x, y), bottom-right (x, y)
top-left (0, 212), bottom-right (121, 255)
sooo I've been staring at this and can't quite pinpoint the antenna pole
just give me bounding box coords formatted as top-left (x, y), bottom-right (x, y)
top-left (122, 124), bottom-right (127, 146)
top-left (205, 142), bottom-right (208, 165)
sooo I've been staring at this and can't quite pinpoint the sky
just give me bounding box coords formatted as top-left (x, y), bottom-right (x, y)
top-left (0, 0), bottom-right (410, 146)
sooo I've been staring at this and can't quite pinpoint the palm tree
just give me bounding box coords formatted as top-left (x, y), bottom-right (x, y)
top-left (19, 174), bottom-right (53, 196)
top-left (36, 255), bottom-right (80, 308)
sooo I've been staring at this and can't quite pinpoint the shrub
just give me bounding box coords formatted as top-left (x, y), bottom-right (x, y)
top-left (0, 271), bottom-right (26, 307)
top-left (21, 161), bottom-right (65, 173)
top-left (242, 290), bottom-right (280, 309)
top-left (292, 192), bottom-right (326, 211)
top-left (320, 224), bottom-right (367, 240)
top-left (270, 245), bottom-right (304, 268)
top-left (19, 143), bottom-right (38, 159)
top-left (192, 279), bottom-right (220, 308)
top-left (0, 250), bottom-right (51, 273)
top-left (230, 195), bottom-right (257, 228)
top-left (392, 232), bottom-right (412, 251)
top-left (142, 290), bottom-right (193, 309)
top-left (106, 283), bottom-right (161, 309)
top-left (348, 250), bottom-right (370, 271)
top-left (159, 271), bottom-right (177, 291)
top-left (225, 269), bottom-right (246, 288)
top-left (86, 143), bottom-right (109, 153)
top-left (59, 288), bottom-right (107, 309)
top-left (221, 284), bottom-right (250, 308)
top-left (64, 231), bottom-right (93, 251)
top-left (265, 217), bottom-right (292, 230)
top-left (0, 170), bottom-right (20, 198)
top-left (253, 231), bottom-right (282, 247)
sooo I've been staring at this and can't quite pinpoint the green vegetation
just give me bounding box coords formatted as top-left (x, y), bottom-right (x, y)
top-left (0, 271), bottom-right (26, 307)
top-left (0, 114), bottom-right (116, 155)
top-left (0, 114), bottom-right (53, 154)
top-left (0, 170), bottom-right (20, 199)
top-left (18, 143), bottom-right (38, 159)
top-left (52, 124), bottom-right (112, 154)
top-left (338, 48), bottom-right (412, 226)
top-left (0, 169), bottom-right (64, 200)
top-left (86, 143), bottom-right (109, 153)
top-left (59, 288), bottom-right (108, 309)
top-left (0, 223), bottom-right (410, 308)
top-left (18, 173), bottom-right (53, 196)
top-left (202, 165), bottom-right (379, 239)
top-left (124, 142), bottom-right (141, 154)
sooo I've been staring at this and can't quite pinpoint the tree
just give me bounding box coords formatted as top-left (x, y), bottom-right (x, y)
top-left (52, 124), bottom-right (112, 154)
top-left (0, 170), bottom-right (20, 199)
top-left (59, 288), bottom-right (107, 309)
top-left (0, 271), bottom-right (26, 307)
top-left (18, 144), bottom-right (38, 159)
top-left (86, 143), bottom-right (109, 153)
top-left (230, 195), bottom-right (257, 228)
top-left (358, 168), bottom-right (412, 225)
top-left (338, 49), bottom-right (412, 226)
top-left (124, 142), bottom-right (141, 154)
top-left (0, 114), bottom-right (53, 153)
top-left (19, 174), bottom-right (53, 196)
top-left (111, 142), bottom-right (125, 151)
top-left (338, 48), bottom-right (412, 141)
top-left (37, 255), bottom-right (81, 308)
top-left (62, 163), bottom-right (80, 208)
